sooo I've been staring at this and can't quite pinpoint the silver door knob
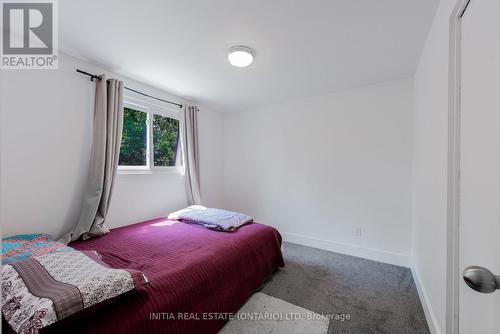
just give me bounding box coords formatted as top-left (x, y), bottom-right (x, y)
top-left (463, 266), bottom-right (500, 293)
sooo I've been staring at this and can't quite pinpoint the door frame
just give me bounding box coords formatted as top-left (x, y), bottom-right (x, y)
top-left (447, 1), bottom-right (471, 333)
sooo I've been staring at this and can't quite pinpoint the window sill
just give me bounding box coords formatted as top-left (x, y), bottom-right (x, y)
top-left (117, 170), bottom-right (152, 176)
top-left (117, 167), bottom-right (184, 176)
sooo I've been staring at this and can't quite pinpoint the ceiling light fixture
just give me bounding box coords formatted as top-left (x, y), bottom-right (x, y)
top-left (227, 46), bottom-right (255, 67)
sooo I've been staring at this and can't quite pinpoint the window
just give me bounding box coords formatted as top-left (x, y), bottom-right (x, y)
top-left (118, 98), bottom-right (182, 173)
top-left (119, 107), bottom-right (147, 167)
top-left (153, 114), bottom-right (180, 167)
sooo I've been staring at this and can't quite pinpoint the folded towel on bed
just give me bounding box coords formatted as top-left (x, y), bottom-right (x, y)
top-left (168, 205), bottom-right (253, 231)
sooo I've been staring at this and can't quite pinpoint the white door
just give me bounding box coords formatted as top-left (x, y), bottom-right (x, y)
top-left (460, 0), bottom-right (500, 333)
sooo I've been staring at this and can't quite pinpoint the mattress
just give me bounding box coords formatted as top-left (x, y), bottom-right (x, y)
top-left (35, 218), bottom-right (284, 334)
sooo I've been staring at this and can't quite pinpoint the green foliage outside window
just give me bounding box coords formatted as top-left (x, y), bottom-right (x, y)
top-left (119, 108), bottom-right (147, 166)
top-left (153, 114), bottom-right (180, 166)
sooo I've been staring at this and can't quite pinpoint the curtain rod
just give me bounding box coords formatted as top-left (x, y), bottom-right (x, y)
top-left (76, 69), bottom-right (183, 108)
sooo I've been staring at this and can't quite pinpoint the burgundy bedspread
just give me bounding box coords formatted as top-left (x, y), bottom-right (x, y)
top-left (44, 219), bottom-right (284, 334)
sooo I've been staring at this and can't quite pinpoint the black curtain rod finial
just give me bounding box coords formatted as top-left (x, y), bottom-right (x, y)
top-left (76, 69), bottom-right (101, 81)
top-left (76, 68), bottom-right (183, 108)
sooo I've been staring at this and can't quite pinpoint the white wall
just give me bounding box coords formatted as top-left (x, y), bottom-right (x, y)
top-left (198, 108), bottom-right (224, 209)
top-left (0, 52), bottom-right (224, 238)
top-left (410, 1), bottom-right (457, 334)
top-left (222, 78), bottom-right (413, 266)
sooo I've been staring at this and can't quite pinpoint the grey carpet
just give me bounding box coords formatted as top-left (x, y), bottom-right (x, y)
top-left (220, 292), bottom-right (329, 334)
top-left (260, 242), bottom-right (430, 334)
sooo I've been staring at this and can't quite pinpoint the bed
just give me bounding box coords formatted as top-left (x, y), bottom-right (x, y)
top-left (31, 218), bottom-right (284, 334)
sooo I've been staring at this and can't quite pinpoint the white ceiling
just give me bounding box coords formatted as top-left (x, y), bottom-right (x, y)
top-left (60, 0), bottom-right (438, 112)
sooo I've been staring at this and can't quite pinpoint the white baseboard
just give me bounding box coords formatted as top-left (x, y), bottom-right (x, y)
top-left (410, 265), bottom-right (441, 334)
top-left (281, 232), bottom-right (409, 267)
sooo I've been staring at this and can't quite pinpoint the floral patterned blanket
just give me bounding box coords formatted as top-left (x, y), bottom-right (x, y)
top-left (2, 249), bottom-right (147, 334)
top-left (2, 234), bottom-right (72, 265)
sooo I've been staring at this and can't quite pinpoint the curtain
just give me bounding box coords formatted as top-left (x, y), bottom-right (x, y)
top-left (183, 106), bottom-right (202, 205)
top-left (71, 75), bottom-right (124, 241)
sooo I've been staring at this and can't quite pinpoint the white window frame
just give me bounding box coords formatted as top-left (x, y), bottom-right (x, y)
top-left (118, 94), bottom-right (184, 175)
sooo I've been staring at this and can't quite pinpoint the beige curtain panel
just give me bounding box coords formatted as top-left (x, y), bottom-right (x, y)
top-left (71, 75), bottom-right (124, 241)
top-left (183, 106), bottom-right (202, 205)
